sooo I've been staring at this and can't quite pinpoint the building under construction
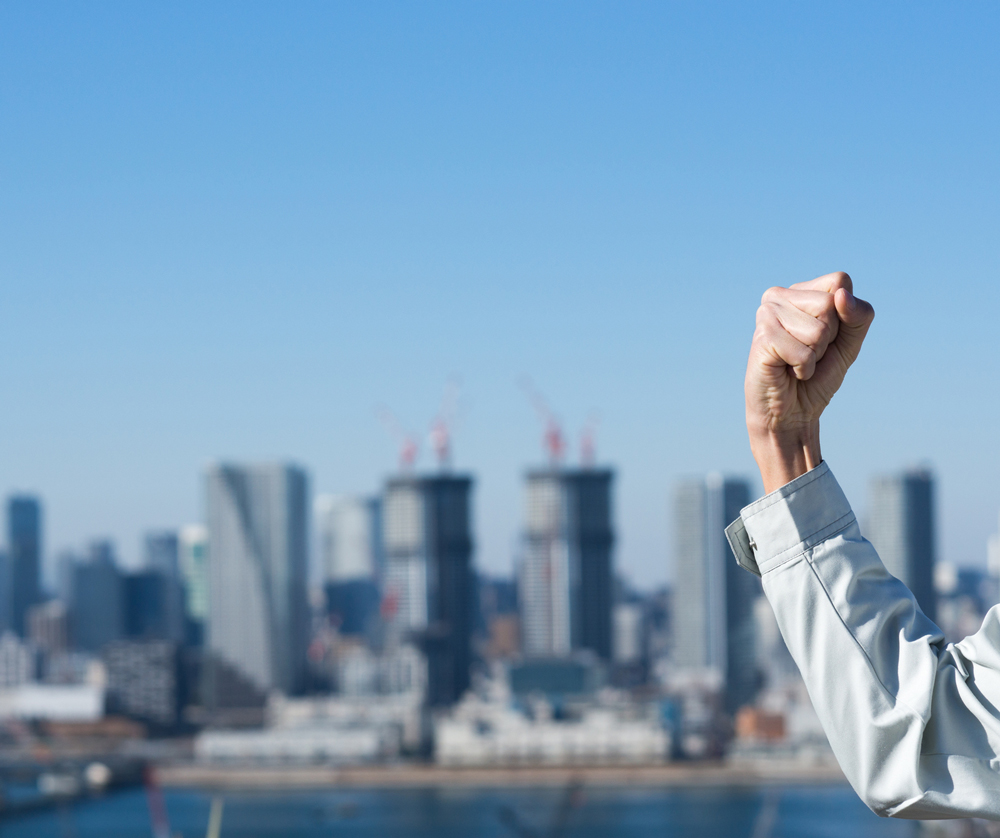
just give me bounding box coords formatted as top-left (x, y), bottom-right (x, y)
top-left (520, 467), bottom-right (615, 661)
top-left (383, 473), bottom-right (475, 708)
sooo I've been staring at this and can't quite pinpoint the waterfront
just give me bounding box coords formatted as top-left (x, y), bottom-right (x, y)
top-left (0, 785), bottom-right (918, 837)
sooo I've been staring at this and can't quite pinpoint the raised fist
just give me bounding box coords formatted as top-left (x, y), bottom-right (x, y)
top-left (745, 271), bottom-right (875, 493)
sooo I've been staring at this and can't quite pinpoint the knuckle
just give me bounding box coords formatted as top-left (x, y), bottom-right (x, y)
top-left (756, 303), bottom-right (777, 325)
top-left (806, 322), bottom-right (826, 346)
top-left (796, 345), bottom-right (817, 366)
top-left (830, 271), bottom-right (853, 292)
top-left (761, 286), bottom-right (785, 305)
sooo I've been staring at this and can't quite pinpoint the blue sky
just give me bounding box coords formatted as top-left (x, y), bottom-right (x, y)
top-left (1, 2), bottom-right (998, 588)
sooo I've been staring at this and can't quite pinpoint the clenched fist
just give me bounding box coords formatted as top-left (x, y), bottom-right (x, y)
top-left (746, 271), bottom-right (875, 493)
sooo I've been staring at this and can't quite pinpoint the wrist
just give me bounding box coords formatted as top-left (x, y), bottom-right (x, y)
top-left (748, 421), bottom-right (822, 495)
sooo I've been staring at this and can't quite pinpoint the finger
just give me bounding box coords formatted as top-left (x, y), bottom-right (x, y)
top-left (754, 311), bottom-right (818, 380)
top-left (761, 286), bottom-right (839, 322)
top-left (789, 271), bottom-right (853, 295)
top-left (764, 300), bottom-right (839, 359)
top-left (831, 288), bottom-right (876, 368)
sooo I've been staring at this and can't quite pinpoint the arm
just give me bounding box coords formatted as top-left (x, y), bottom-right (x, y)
top-left (739, 273), bottom-right (1000, 819)
top-left (729, 464), bottom-right (1000, 819)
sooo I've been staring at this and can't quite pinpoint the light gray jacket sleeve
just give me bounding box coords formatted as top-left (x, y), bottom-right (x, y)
top-left (726, 462), bottom-right (1000, 820)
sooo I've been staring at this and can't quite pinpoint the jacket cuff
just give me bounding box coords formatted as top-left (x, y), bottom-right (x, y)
top-left (726, 461), bottom-right (856, 576)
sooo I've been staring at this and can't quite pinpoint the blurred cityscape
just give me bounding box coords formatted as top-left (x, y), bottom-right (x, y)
top-left (0, 394), bottom-right (998, 810)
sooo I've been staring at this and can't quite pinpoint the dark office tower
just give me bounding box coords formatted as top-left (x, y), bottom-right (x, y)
top-left (673, 476), bottom-right (759, 714)
top-left (125, 570), bottom-right (185, 642)
top-left (382, 474), bottom-right (475, 706)
top-left (868, 469), bottom-right (938, 623)
top-left (139, 531), bottom-right (185, 643)
top-left (206, 463), bottom-right (309, 698)
top-left (145, 531), bottom-right (180, 579)
top-left (8, 497), bottom-right (41, 637)
top-left (422, 475), bottom-right (474, 707)
top-left (564, 470), bottom-right (614, 660)
top-left (519, 468), bottom-right (615, 660)
top-left (70, 541), bottom-right (125, 652)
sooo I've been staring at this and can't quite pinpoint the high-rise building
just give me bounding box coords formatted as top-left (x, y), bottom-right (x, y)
top-left (28, 599), bottom-right (69, 656)
top-left (519, 468), bottom-right (614, 660)
top-left (179, 524), bottom-right (209, 631)
top-left (145, 531), bottom-right (180, 578)
top-left (421, 475), bottom-right (474, 707)
top-left (672, 475), bottom-right (759, 713)
top-left (70, 541), bottom-right (125, 652)
top-left (315, 495), bottom-right (382, 582)
top-left (383, 478), bottom-right (429, 632)
top-left (124, 570), bottom-right (185, 642)
top-left (8, 496), bottom-right (41, 638)
top-left (867, 469), bottom-right (937, 622)
top-left (205, 463), bottom-right (309, 698)
top-left (315, 495), bottom-right (382, 637)
top-left (613, 602), bottom-right (644, 665)
top-left (133, 531), bottom-right (185, 643)
top-left (382, 474), bottom-right (474, 706)
top-left (988, 512), bottom-right (1000, 599)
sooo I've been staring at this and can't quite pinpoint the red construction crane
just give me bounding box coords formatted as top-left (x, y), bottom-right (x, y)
top-left (520, 377), bottom-right (565, 466)
top-left (429, 377), bottom-right (461, 470)
top-left (377, 405), bottom-right (419, 471)
top-left (580, 412), bottom-right (600, 467)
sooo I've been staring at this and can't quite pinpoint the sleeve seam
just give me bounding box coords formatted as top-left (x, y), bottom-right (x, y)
top-left (802, 542), bottom-right (929, 724)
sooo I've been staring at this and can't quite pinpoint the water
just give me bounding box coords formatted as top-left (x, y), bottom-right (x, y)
top-left (0, 785), bottom-right (919, 837)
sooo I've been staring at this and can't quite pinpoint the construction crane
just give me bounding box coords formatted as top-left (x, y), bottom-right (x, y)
top-left (428, 377), bottom-right (461, 470)
top-left (377, 405), bottom-right (419, 472)
top-left (579, 412), bottom-right (600, 468)
top-left (520, 377), bottom-right (565, 467)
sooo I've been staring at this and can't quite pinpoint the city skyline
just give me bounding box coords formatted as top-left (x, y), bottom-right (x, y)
top-left (1, 450), bottom-right (995, 596)
top-left (1, 3), bottom-right (998, 589)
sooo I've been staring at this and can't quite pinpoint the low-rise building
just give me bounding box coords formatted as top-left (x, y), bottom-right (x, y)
top-left (195, 725), bottom-right (398, 765)
top-left (194, 691), bottom-right (424, 765)
top-left (0, 684), bottom-right (104, 722)
top-left (436, 695), bottom-right (669, 766)
top-left (103, 640), bottom-right (181, 728)
top-left (0, 632), bottom-right (35, 687)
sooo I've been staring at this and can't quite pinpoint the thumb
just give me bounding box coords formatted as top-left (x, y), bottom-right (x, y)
top-left (832, 287), bottom-right (876, 367)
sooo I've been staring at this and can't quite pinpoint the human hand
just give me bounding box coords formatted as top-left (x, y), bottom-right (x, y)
top-left (745, 271), bottom-right (875, 493)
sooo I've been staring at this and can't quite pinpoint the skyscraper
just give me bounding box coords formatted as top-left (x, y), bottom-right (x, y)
top-left (867, 469), bottom-right (937, 623)
top-left (137, 530), bottom-right (185, 643)
top-left (315, 495), bottom-right (382, 636)
top-left (205, 463), bottom-right (309, 697)
top-left (382, 474), bottom-right (474, 706)
top-left (8, 496), bottom-right (41, 638)
top-left (315, 495), bottom-right (382, 582)
top-left (519, 468), bottom-right (614, 660)
top-left (421, 475), bottom-right (474, 706)
top-left (672, 475), bottom-right (759, 713)
top-left (145, 531), bottom-right (180, 579)
top-left (179, 524), bottom-right (209, 633)
top-left (70, 540), bottom-right (125, 652)
top-left (383, 477), bottom-right (429, 632)
top-left (124, 570), bottom-right (185, 642)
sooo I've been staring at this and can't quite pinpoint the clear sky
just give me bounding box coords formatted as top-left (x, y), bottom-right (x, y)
top-left (1, 2), bottom-right (998, 590)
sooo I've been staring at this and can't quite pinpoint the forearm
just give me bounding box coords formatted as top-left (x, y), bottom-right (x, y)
top-left (732, 465), bottom-right (1000, 820)
top-left (748, 420), bottom-right (822, 495)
